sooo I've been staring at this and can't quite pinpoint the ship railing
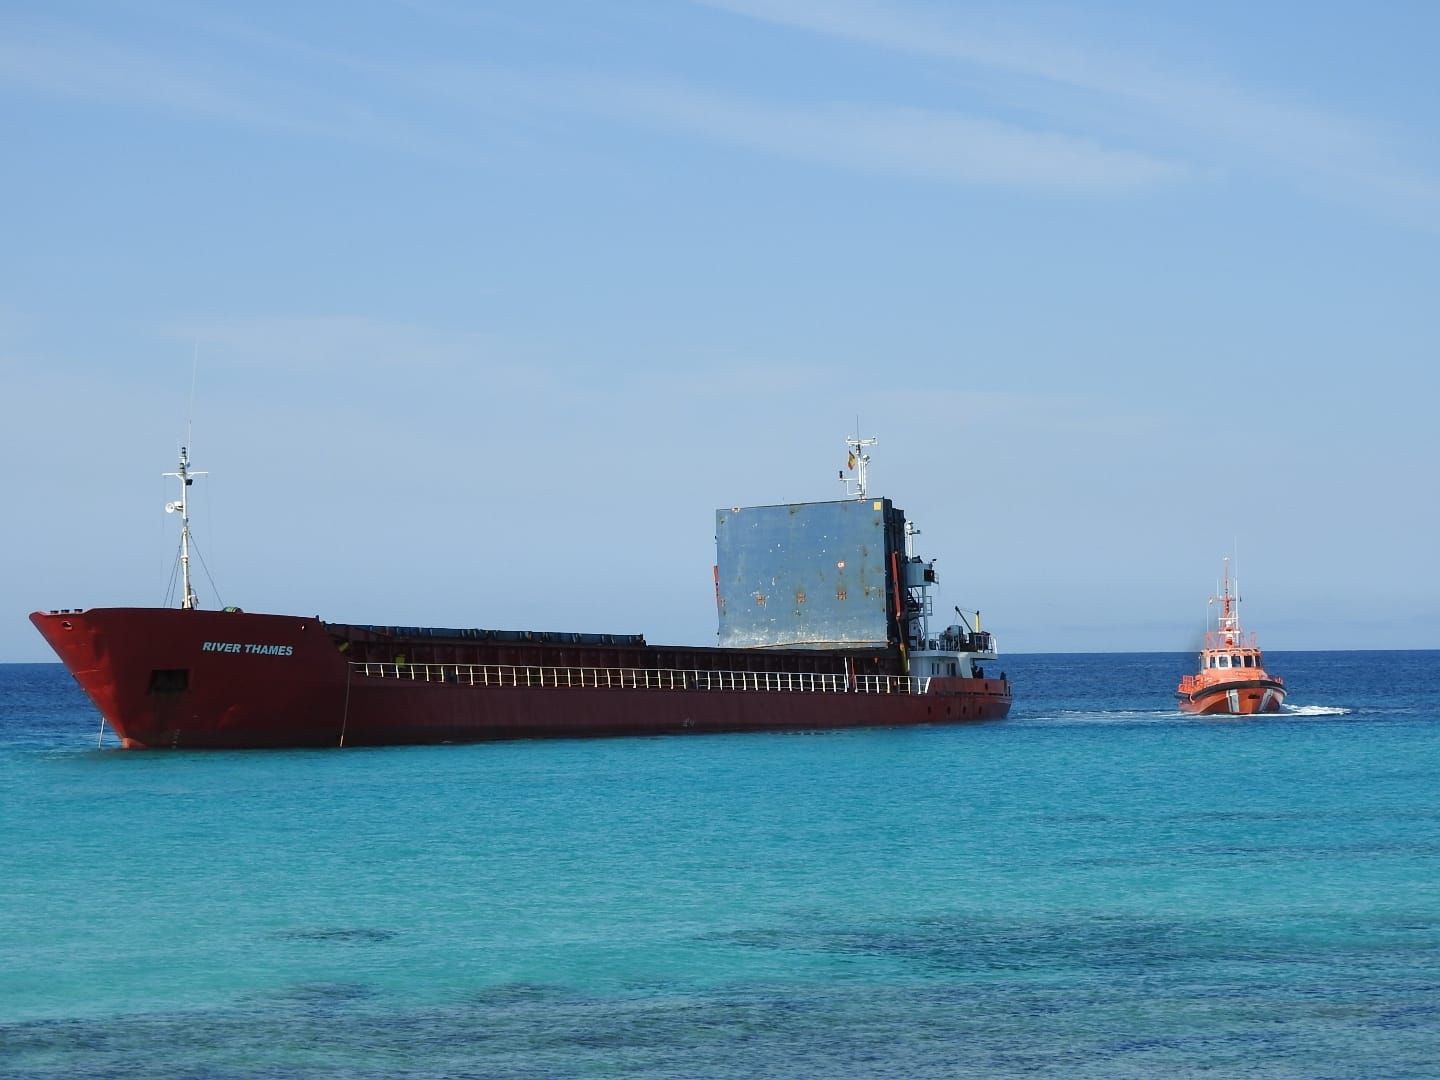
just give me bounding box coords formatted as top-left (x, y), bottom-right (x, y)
top-left (1179, 672), bottom-right (1282, 690)
top-left (929, 630), bottom-right (995, 654)
top-left (353, 662), bottom-right (930, 695)
top-left (1203, 630), bottom-right (1259, 650)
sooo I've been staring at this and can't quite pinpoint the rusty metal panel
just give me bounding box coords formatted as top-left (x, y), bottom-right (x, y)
top-left (715, 498), bottom-right (898, 648)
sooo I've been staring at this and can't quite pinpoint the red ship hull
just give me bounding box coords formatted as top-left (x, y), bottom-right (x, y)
top-left (31, 608), bottom-right (1011, 749)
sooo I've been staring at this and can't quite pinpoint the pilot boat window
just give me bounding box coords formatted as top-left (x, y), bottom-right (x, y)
top-left (1217, 656), bottom-right (1230, 668)
top-left (1232, 655), bottom-right (1242, 667)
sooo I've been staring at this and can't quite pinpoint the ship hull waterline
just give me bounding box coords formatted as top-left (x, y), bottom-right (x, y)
top-left (32, 608), bottom-right (1011, 750)
top-left (1177, 679), bottom-right (1287, 716)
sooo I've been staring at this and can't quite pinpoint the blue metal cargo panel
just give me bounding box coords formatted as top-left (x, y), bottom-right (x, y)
top-left (715, 499), bottom-right (894, 648)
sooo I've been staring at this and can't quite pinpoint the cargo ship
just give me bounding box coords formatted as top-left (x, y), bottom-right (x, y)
top-left (31, 436), bottom-right (1012, 748)
top-left (1176, 556), bottom-right (1285, 715)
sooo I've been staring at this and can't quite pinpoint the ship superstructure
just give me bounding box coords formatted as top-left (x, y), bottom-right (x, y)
top-left (715, 434), bottom-right (999, 680)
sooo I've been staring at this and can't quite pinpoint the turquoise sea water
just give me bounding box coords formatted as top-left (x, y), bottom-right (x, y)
top-left (2, 651), bottom-right (1439, 1077)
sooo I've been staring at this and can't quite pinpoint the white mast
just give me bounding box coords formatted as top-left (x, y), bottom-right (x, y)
top-left (1210, 555), bottom-right (1240, 644)
top-left (841, 433), bottom-right (878, 499)
top-left (163, 443), bottom-right (207, 610)
top-left (904, 518), bottom-right (919, 558)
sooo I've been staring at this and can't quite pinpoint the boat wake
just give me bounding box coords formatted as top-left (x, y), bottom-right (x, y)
top-left (1018, 703), bottom-right (1354, 725)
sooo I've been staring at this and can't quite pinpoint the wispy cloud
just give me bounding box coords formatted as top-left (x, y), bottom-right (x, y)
top-left (8, 3), bottom-right (1434, 214)
top-left (695, 0), bottom-right (1360, 153)
top-left (0, 11), bottom-right (1182, 193)
top-left (0, 17), bottom-right (450, 160)
top-left (404, 59), bottom-right (1183, 189)
top-left (0, 24), bottom-right (268, 125)
top-left (563, 77), bottom-right (1184, 190)
top-left (697, 0), bottom-right (1440, 227)
top-left (160, 315), bottom-right (502, 374)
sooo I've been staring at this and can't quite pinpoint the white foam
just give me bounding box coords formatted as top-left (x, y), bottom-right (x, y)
top-left (1016, 703), bottom-right (1354, 725)
top-left (1281, 704), bottom-right (1353, 717)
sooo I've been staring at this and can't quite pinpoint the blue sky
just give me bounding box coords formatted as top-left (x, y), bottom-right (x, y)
top-left (3, 0), bottom-right (1437, 658)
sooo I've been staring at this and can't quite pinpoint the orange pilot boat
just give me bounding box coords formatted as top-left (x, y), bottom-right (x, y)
top-left (1176, 557), bottom-right (1285, 715)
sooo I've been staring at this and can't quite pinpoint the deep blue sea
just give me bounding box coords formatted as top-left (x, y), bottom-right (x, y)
top-left (3, 651), bottom-right (1439, 1078)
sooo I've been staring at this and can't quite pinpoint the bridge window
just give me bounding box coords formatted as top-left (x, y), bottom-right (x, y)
top-left (1217, 656), bottom-right (1230, 668)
